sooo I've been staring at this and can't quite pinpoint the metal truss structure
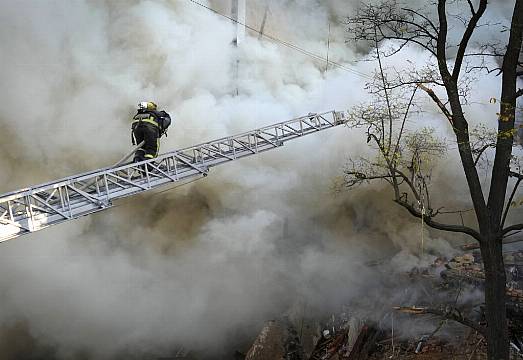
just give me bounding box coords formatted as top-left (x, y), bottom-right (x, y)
top-left (0, 111), bottom-right (347, 242)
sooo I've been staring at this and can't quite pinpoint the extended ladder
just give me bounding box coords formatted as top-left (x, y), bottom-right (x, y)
top-left (0, 111), bottom-right (347, 242)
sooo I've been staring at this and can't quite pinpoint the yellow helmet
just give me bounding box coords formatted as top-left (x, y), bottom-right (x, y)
top-left (138, 101), bottom-right (157, 111)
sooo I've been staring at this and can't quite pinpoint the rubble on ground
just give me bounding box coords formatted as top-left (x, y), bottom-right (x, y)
top-left (244, 318), bottom-right (305, 360)
top-left (241, 250), bottom-right (523, 360)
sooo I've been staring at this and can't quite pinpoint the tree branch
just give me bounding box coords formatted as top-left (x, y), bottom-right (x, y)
top-left (384, 79), bottom-right (446, 90)
top-left (347, 5), bottom-right (439, 57)
top-left (394, 306), bottom-right (485, 336)
top-left (452, 0), bottom-right (488, 80)
top-left (401, 7), bottom-right (438, 33)
top-left (510, 171), bottom-right (523, 180)
top-left (466, 0), bottom-right (476, 15)
top-left (380, 18), bottom-right (438, 40)
top-left (417, 83), bottom-right (454, 125)
top-left (462, 235), bottom-right (523, 250)
top-left (345, 172), bottom-right (393, 184)
top-left (501, 174), bottom-right (523, 228)
top-left (394, 198), bottom-right (482, 241)
top-left (473, 143), bottom-right (495, 166)
top-left (393, 168), bottom-right (421, 201)
top-left (375, 26), bottom-right (392, 149)
top-left (436, 0), bottom-right (452, 82)
top-left (502, 224), bottom-right (523, 236)
top-left (394, 87), bottom-right (418, 156)
top-left (375, 28), bottom-right (438, 57)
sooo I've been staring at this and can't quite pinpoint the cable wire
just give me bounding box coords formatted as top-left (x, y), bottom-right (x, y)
top-left (187, 0), bottom-right (373, 80)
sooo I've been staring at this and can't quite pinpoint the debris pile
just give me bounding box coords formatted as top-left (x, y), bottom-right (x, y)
top-left (244, 318), bottom-right (305, 360)
top-left (367, 330), bottom-right (487, 360)
top-left (241, 250), bottom-right (523, 360)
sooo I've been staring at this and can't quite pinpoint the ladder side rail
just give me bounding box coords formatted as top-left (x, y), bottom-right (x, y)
top-left (180, 111), bottom-right (340, 165)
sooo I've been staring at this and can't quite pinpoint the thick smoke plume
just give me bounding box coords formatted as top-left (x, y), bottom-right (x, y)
top-left (0, 0), bottom-right (519, 358)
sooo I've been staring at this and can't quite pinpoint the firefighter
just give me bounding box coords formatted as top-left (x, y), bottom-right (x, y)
top-left (131, 101), bottom-right (171, 163)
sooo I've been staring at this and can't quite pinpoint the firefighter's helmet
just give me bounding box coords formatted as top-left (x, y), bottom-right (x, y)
top-left (138, 101), bottom-right (158, 111)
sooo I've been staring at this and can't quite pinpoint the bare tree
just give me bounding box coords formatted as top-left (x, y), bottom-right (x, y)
top-left (344, 1), bottom-right (523, 359)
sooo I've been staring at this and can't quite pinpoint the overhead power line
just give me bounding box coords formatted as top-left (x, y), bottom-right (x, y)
top-left (187, 0), bottom-right (372, 80)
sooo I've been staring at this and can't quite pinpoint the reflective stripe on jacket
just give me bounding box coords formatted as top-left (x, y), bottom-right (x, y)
top-left (132, 111), bottom-right (160, 128)
top-left (132, 117), bottom-right (159, 128)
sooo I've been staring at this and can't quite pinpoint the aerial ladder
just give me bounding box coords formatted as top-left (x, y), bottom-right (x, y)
top-left (0, 111), bottom-right (347, 242)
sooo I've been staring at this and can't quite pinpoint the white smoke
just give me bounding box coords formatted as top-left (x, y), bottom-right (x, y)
top-left (0, 0), bottom-right (520, 358)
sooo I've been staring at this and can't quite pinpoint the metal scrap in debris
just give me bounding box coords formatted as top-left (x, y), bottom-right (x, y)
top-left (393, 306), bottom-right (427, 315)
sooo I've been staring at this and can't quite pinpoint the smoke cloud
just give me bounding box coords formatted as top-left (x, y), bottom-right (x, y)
top-left (0, 0), bottom-right (520, 358)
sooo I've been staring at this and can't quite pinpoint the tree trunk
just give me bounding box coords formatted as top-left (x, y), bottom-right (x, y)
top-left (480, 237), bottom-right (509, 360)
top-left (482, 3), bottom-right (523, 358)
